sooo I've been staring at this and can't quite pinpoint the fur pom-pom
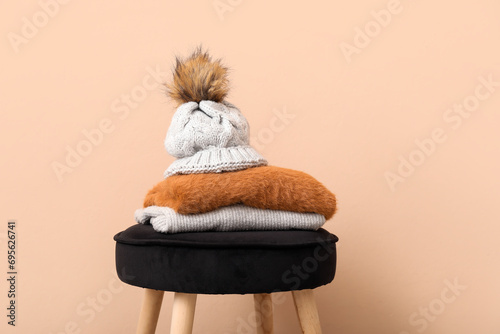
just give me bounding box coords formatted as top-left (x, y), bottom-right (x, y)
top-left (166, 47), bottom-right (229, 105)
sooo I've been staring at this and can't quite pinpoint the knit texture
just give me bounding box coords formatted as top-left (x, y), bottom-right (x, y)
top-left (135, 205), bottom-right (325, 234)
top-left (164, 100), bottom-right (267, 176)
top-left (164, 146), bottom-right (266, 177)
top-left (145, 166), bottom-right (337, 220)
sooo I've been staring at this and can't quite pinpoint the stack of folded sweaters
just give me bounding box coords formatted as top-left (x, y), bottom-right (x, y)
top-left (135, 49), bottom-right (337, 234)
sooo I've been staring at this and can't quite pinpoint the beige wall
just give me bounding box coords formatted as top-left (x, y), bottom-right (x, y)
top-left (2, 0), bottom-right (500, 333)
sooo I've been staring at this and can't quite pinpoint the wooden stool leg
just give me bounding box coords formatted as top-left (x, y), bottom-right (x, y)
top-left (253, 294), bottom-right (274, 334)
top-left (136, 289), bottom-right (165, 334)
top-left (170, 292), bottom-right (197, 334)
top-left (292, 289), bottom-right (323, 334)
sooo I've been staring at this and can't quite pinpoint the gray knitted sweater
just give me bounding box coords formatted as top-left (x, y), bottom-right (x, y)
top-left (136, 205), bottom-right (325, 234)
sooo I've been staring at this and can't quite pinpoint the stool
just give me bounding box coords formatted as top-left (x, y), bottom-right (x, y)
top-left (114, 224), bottom-right (338, 334)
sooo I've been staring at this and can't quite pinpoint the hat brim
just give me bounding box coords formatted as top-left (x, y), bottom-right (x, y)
top-left (164, 146), bottom-right (268, 178)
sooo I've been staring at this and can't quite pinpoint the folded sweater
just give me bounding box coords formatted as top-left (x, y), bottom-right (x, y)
top-left (144, 166), bottom-right (337, 220)
top-left (136, 205), bottom-right (325, 234)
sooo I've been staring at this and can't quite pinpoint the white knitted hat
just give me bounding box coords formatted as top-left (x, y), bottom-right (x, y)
top-left (162, 48), bottom-right (267, 177)
top-left (163, 100), bottom-right (267, 177)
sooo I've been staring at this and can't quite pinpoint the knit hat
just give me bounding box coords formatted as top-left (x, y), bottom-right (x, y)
top-left (163, 48), bottom-right (267, 177)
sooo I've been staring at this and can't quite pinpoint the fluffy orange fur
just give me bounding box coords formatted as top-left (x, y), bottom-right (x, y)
top-left (166, 47), bottom-right (229, 106)
top-left (144, 166), bottom-right (337, 220)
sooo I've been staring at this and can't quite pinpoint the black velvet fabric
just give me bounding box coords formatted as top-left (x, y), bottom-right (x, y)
top-left (114, 224), bottom-right (339, 294)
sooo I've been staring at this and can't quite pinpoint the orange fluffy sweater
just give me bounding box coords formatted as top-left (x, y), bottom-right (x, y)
top-left (143, 166), bottom-right (337, 220)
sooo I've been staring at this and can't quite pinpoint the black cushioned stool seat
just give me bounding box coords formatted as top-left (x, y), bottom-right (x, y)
top-left (114, 224), bottom-right (338, 294)
top-left (115, 224), bottom-right (339, 334)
